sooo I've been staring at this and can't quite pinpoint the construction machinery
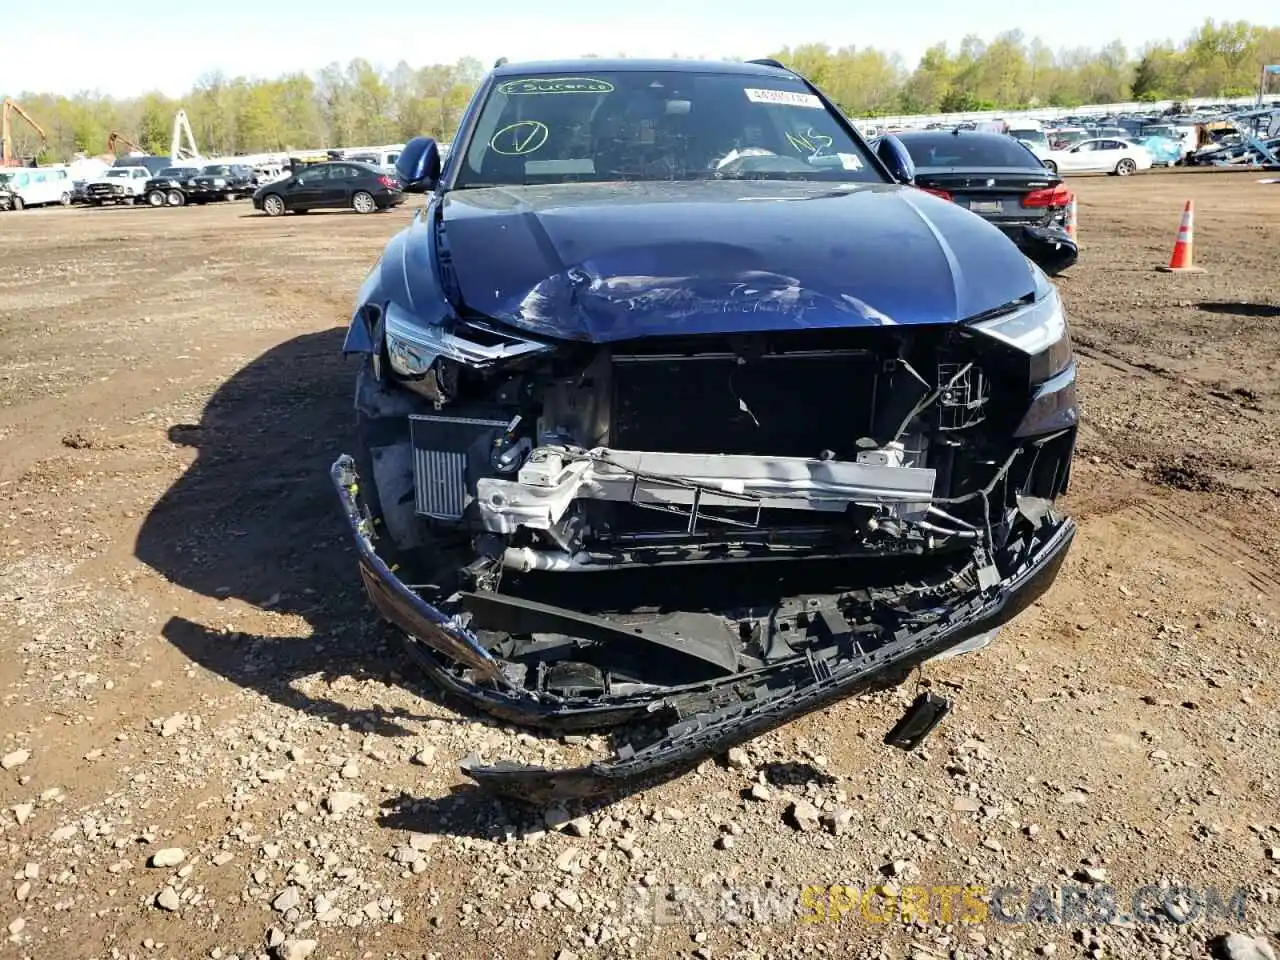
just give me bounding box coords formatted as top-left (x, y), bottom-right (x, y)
top-left (1, 98), bottom-right (48, 167)
top-left (170, 109), bottom-right (198, 161)
top-left (105, 131), bottom-right (146, 158)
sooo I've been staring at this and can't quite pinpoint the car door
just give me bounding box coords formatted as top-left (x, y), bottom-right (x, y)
top-left (29, 171), bottom-right (51, 205)
top-left (1068, 141), bottom-right (1106, 172)
top-left (1105, 139), bottom-right (1137, 167)
top-left (320, 164), bottom-right (355, 207)
top-left (285, 165), bottom-right (329, 209)
top-left (1096, 140), bottom-right (1125, 171)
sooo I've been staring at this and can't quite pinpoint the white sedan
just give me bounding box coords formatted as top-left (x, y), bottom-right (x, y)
top-left (1040, 138), bottom-right (1153, 177)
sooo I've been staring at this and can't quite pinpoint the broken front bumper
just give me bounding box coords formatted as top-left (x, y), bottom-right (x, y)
top-left (331, 454), bottom-right (1076, 803)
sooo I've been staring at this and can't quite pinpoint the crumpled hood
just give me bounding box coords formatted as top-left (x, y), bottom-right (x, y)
top-left (429, 180), bottom-right (1036, 342)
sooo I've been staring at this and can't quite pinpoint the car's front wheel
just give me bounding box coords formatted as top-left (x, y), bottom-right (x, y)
top-left (12, 196), bottom-right (24, 211)
top-left (352, 190), bottom-right (376, 214)
top-left (262, 194), bottom-right (286, 217)
top-left (1042, 159), bottom-right (1058, 174)
top-left (167, 190), bottom-right (184, 206)
top-left (59, 192), bottom-right (71, 206)
top-left (147, 190), bottom-right (165, 207)
top-left (1115, 158), bottom-right (1136, 176)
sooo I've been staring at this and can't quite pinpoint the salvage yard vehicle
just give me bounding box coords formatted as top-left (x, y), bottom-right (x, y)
top-left (1041, 138), bottom-right (1153, 176)
top-left (252, 160), bottom-right (404, 216)
top-left (0, 166), bottom-right (72, 209)
top-left (888, 130), bottom-right (1077, 275)
top-left (187, 163), bottom-right (257, 202)
top-left (1126, 136), bottom-right (1181, 167)
top-left (334, 57), bottom-right (1079, 801)
top-left (145, 165), bottom-right (201, 206)
top-left (86, 166), bottom-right (152, 204)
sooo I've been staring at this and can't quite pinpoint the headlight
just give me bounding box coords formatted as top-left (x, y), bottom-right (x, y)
top-left (386, 307), bottom-right (439, 377)
top-left (968, 285), bottom-right (1072, 384)
top-left (384, 302), bottom-right (552, 378)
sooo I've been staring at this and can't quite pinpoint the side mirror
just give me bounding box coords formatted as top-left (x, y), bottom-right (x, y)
top-left (876, 135), bottom-right (915, 184)
top-left (395, 136), bottom-right (442, 193)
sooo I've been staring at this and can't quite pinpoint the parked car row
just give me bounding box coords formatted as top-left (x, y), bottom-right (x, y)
top-left (81, 162), bottom-right (260, 207)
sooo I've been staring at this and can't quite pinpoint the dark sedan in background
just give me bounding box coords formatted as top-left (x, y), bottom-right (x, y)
top-left (252, 161), bottom-right (404, 216)
top-left (886, 130), bottom-right (1078, 274)
top-left (145, 165), bottom-right (202, 206)
top-left (188, 163), bottom-right (257, 203)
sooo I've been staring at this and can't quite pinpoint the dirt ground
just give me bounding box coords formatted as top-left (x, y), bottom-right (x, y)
top-left (1, 172), bottom-right (1278, 960)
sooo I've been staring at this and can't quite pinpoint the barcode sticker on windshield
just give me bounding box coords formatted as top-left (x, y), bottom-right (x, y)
top-left (744, 88), bottom-right (823, 109)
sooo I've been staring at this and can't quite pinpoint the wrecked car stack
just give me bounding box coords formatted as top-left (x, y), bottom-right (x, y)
top-left (332, 58), bottom-right (1079, 802)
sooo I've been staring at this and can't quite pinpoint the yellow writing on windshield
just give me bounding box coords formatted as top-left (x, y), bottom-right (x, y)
top-left (786, 129), bottom-right (834, 156)
top-left (489, 121), bottom-right (550, 156)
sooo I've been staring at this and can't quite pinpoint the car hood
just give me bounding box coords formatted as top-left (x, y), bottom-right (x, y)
top-left (426, 180), bottom-right (1035, 342)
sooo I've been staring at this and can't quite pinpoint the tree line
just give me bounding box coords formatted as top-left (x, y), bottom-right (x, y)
top-left (4, 18), bottom-right (1278, 163)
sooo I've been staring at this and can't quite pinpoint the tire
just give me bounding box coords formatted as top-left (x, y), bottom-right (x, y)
top-left (59, 192), bottom-right (71, 206)
top-left (262, 193), bottom-right (286, 217)
top-left (166, 189), bottom-right (185, 206)
top-left (12, 196), bottom-right (24, 211)
top-left (147, 190), bottom-right (165, 207)
top-left (1115, 158), bottom-right (1136, 176)
top-left (351, 190), bottom-right (376, 214)
top-left (1043, 160), bottom-right (1058, 174)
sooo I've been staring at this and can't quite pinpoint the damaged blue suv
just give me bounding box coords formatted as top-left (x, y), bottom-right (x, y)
top-left (333, 57), bottom-right (1079, 802)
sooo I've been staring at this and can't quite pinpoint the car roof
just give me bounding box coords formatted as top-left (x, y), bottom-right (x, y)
top-left (490, 57), bottom-right (794, 79)
top-left (893, 130), bottom-right (1012, 142)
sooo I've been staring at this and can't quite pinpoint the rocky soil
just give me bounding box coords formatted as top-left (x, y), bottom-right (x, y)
top-left (1, 172), bottom-right (1278, 959)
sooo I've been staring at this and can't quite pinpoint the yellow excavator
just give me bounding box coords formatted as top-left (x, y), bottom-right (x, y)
top-left (1, 98), bottom-right (47, 167)
top-left (105, 131), bottom-right (146, 159)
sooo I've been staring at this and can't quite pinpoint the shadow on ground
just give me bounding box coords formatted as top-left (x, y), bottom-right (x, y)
top-left (1198, 301), bottom-right (1280, 318)
top-left (134, 328), bottom-right (448, 736)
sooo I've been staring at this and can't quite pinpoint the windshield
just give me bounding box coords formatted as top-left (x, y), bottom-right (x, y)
top-left (158, 167), bottom-right (195, 177)
top-left (201, 165), bottom-right (231, 176)
top-left (456, 69), bottom-right (881, 187)
top-left (104, 169), bottom-right (129, 178)
top-left (897, 133), bottom-right (1042, 169)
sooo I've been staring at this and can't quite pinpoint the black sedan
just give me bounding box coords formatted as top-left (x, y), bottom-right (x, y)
top-left (888, 130), bottom-right (1078, 274)
top-left (251, 161), bottom-right (404, 216)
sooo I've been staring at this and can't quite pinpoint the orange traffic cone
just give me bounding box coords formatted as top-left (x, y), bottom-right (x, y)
top-left (1156, 200), bottom-right (1204, 273)
top-left (1064, 195), bottom-right (1078, 241)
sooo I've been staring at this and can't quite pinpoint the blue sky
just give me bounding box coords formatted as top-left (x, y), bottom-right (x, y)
top-left (5, 0), bottom-right (1277, 98)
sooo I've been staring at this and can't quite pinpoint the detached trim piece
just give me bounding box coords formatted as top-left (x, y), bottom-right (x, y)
top-left (331, 455), bottom-right (505, 683)
top-left (458, 516), bottom-right (1074, 802)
